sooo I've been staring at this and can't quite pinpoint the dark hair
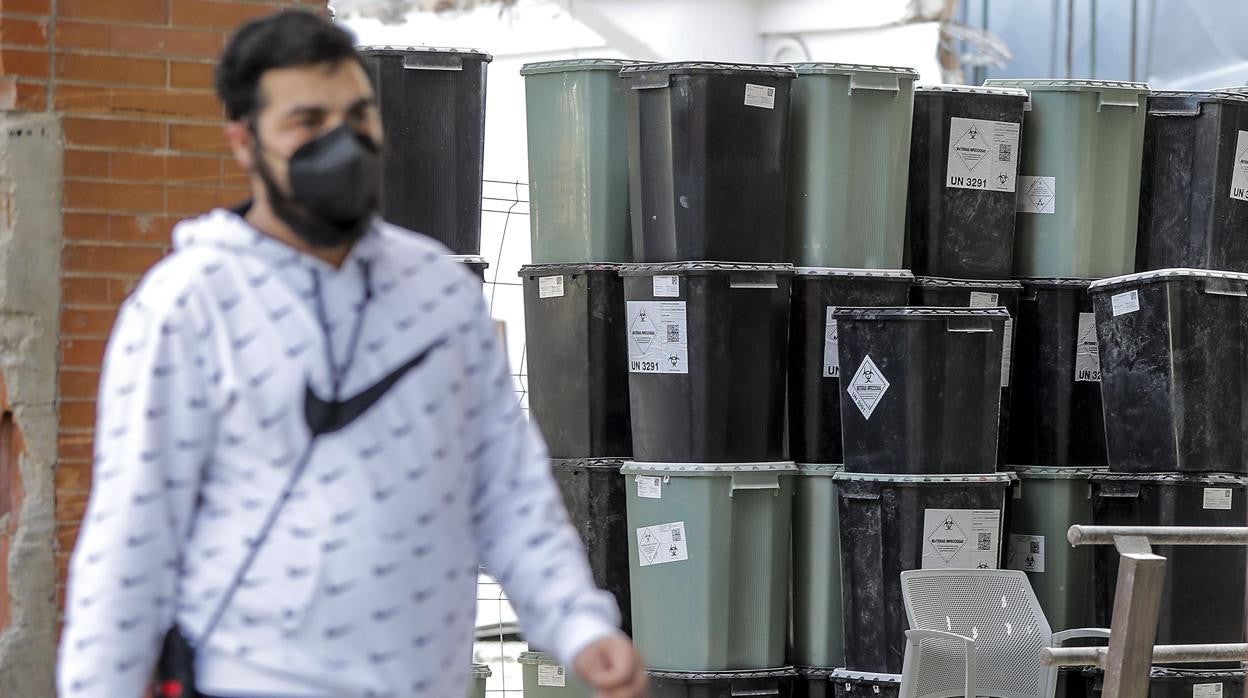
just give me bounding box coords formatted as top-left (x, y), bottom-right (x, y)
top-left (215, 10), bottom-right (366, 121)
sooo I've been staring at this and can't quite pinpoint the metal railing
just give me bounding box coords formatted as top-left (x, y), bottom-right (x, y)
top-left (1041, 525), bottom-right (1248, 697)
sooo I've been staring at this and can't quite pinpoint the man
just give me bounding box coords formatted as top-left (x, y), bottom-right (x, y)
top-left (57, 10), bottom-right (646, 698)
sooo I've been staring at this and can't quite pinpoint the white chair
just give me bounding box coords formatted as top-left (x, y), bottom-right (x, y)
top-left (899, 569), bottom-right (1109, 698)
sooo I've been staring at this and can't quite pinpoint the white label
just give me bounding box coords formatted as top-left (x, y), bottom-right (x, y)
top-left (1017, 175), bottom-right (1056, 214)
top-left (847, 354), bottom-right (890, 420)
top-left (823, 307), bottom-right (840, 378)
top-left (1075, 312), bottom-right (1102, 382)
top-left (946, 117), bottom-right (1021, 192)
top-left (1204, 488), bottom-right (1233, 510)
top-left (636, 521), bottom-right (688, 567)
top-left (636, 476), bottom-right (662, 500)
top-left (744, 83), bottom-right (776, 109)
top-left (652, 275), bottom-right (680, 298)
top-left (1006, 534), bottom-right (1046, 573)
top-left (537, 664), bottom-right (567, 687)
top-left (1001, 319), bottom-right (1014, 389)
top-left (1111, 290), bottom-right (1140, 317)
top-left (538, 275), bottom-right (564, 299)
top-left (969, 291), bottom-right (999, 308)
top-left (1230, 130), bottom-right (1248, 202)
top-left (922, 509), bottom-right (1001, 570)
top-left (627, 301), bottom-right (689, 374)
top-left (1195, 683), bottom-right (1224, 698)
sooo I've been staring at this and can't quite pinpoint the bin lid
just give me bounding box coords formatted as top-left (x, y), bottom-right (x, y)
top-left (521, 58), bottom-right (648, 75)
top-left (796, 463), bottom-right (844, 476)
top-left (983, 78), bottom-right (1149, 93)
top-left (618, 262), bottom-right (794, 276)
top-left (916, 84), bottom-right (1028, 97)
top-left (1008, 465), bottom-right (1108, 479)
top-left (1089, 471), bottom-right (1248, 486)
top-left (358, 45), bottom-right (493, 63)
top-left (1148, 90), bottom-right (1248, 115)
top-left (1019, 278), bottom-right (1095, 289)
top-left (649, 668), bottom-right (799, 680)
top-left (794, 267), bottom-right (913, 280)
top-left (550, 457), bottom-right (626, 471)
top-left (834, 471), bottom-right (1016, 484)
top-left (621, 461), bottom-right (797, 476)
top-left (519, 263), bottom-right (625, 277)
top-left (829, 668), bottom-right (903, 683)
top-left (619, 61), bottom-right (796, 79)
top-left (790, 62), bottom-right (918, 79)
top-left (518, 652), bottom-right (559, 665)
top-left (913, 276), bottom-right (1023, 290)
top-left (832, 306), bottom-right (1011, 320)
top-left (1089, 267), bottom-right (1248, 292)
top-left (472, 663), bottom-right (492, 678)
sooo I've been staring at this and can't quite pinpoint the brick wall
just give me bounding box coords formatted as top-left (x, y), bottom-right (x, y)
top-left (0, 0), bottom-right (328, 637)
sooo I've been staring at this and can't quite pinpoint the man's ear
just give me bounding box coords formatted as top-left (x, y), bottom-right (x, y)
top-left (223, 121), bottom-right (255, 172)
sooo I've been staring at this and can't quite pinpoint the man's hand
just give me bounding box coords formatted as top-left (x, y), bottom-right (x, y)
top-left (572, 634), bottom-right (648, 698)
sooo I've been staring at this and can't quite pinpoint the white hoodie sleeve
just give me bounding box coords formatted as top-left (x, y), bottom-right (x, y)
top-left (464, 294), bottom-right (622, 668)
top-left (58, 281), bottom-right (219, 698)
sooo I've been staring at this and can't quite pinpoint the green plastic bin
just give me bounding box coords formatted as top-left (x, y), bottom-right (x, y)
top-left (470, 663), bottom-right (491, 698)
top-left (791, 464), bottom-right (845, 669)
top-left (786, 63), bottom-right (918, 268)
top-left (520, 651), bottom-right (591, 697)
top-left (1004, 466), bottom-right (1106, 632)
top-left (522, 59), bottom-right (644, 263)
top-left (623, 461), bottom-right (796, 671)
top-left (983, 79), bottom-right (1151, 278)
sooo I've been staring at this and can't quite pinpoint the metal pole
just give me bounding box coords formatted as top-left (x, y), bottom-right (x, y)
top-left (1129, 0), bottom-right (1139, 81)
top-left (1044, 643), bottom-right (1248, 668)
top-left (1065, 0), bottom-right (1074, 79)
top-left (1100, 536), bottom-right (1166, 698)
top-left (1068, 525), bottom-right (1248, 547)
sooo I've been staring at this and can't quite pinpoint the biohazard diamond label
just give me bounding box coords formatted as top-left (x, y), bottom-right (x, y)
top-left (953, 123), bottom-right (987, 170)
top-left (847, 354), bottom-right (889, 420)
top-left (1231, 131), bottom-right (1248, 202)
top-left (1018, 175), bottom-right (1056, 214)
top-left (946, 117), bottom-right (1020, 192)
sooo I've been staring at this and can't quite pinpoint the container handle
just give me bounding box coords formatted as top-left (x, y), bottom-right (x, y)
top-left (1203, 278), bottom-right (1248, 297)
top-left (1097, 483), bottom-right (1142, 499)
top-left (1097, 89), bottom-right (1141, 112)
top-left (1149, 105), bottom-right (1203, 118)
top-left (729, 472), bottom-right (781, 496)
top-left (848, 72), bottom-right (902, 95)
top-left (628, 72), bottom-right (670, 90)
top-left (729, 273), bottom-right (780, 289)
top-left (403, 53), bottom-right (464, 71)
top-left (729, 684), bottom-right (782, 697)
top-left (946, 317), bottom-right (995, 333)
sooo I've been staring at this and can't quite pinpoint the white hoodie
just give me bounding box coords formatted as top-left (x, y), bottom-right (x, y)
top-left (58, 209), bottom-right (619, 698)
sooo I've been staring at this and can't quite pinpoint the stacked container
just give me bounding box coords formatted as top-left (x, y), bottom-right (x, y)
top-left (1087, 269), bottom-right (1248, 671)
top-left (615, 62), bottom-right (800, 695)
top-left (518, 60), bottom-right (644, 674)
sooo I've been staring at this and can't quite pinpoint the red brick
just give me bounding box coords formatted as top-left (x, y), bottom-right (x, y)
top-left (167, 184), bottom-right (235, 215)
top-left (64, 180), bottom-right (164, 212)
top-left (59, 0), bottom-right (168, 25)
top-left (56, 84), bottom-right (220, 120)
top-left (63, 243), bottom-right (165, 275)
top-left (60, 306), bottom-right (117, 337)
top-left (0, 0), bottom-right (51, 16)
top-left (56, 52), bottom-right (166, 87)
top-left (53, 21), bottom-right (110, 51)
top-left (64, 117), bottom-right (165, 148)
top-left (171, 0), bottom-right (276, 30)
top-left (55, 523), bottom-right (79, 553)
top-left (63, 149), bottom-right (109, 178)
top-left (60, 338), bottom-right (107, 370)
top-left (55, 489), bottom-right (89, 524)
top-left (0, 78), bottom-right (46, 110)
top-left (63, 212), bottom-right (173, 243)
top-left (58, 401), bottom-right (96, 431)
top-left (58, 370), bottom-right (100, 401)
top-left (0, 17), bottom-right (48, 47)
top-left (0, 47), bottom-right (47, 78)
top-left (111, 25), bottom-right (225, 59)
top-left (169, 59), bottom-right (214, 90)
top-left (54, 459), bottom-right (93, 493)
top-left (62, 274), bottom-right (134, 305)
top-left (56, 432), bottom-right (94, 462)
top-left (170, 122), bottom-right (227, 153)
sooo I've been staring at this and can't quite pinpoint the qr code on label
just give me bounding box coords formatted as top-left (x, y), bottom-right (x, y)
top-left (671, 529), bottom-right (682, 542)
top-left (998, 143), bottom-right (1012, 162)
top-left (978, 533), bottom-right (992, 551)
top-left (1030, 541), bottom-right (1041, 554)
top-left (666, 324), bottom-right (681, 343)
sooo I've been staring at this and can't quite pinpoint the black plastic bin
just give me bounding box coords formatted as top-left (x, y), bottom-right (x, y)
top-left (796, 668), bottom-right (900, 698)
top-left (521, 264), bottom-right (632, 459)
top-left (449, 254), bottom-right (489, 281)
top-left (1137, 90), bottom-right (1248, 273)
top-left (649, 668), bottom-right (797, 698)
top-left (360, 46), bottom-right (491, 255)
top-left (1091, 472), bottom-right (1248, 667)
top-left (789, 268), bottom-right (914, 465)
top-left (834, 307), bottom-right (1009, 474)
top-left (550, 458), bottom-right (631, 635)
top-left (1090, 269), bottom-right (1248, 474)
top-left (911, 277), bottom-right (1021, 465)
top-left (621, 62), bottom-right (796, 263)
top-left (906, 85), bottom-right (1029, 279)
top-left (1007, 279), bottom-right (1107, 467)
top-left (1086, 667), bottom-right (1244, 697)
top-left (837, 472), bottom-right (1012, 674)
top-left (622, 263), bottom-right (793, 463)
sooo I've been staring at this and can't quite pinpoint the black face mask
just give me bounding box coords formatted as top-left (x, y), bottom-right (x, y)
top-left (254, 123), bottom-right (382, 248)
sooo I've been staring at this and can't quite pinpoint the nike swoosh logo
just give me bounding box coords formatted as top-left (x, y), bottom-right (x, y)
top-left (304, 338), bottom-right (447, 436)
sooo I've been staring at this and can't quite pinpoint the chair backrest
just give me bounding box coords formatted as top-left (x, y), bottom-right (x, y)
top-left (901, 569), bottom-right (1053, 698)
